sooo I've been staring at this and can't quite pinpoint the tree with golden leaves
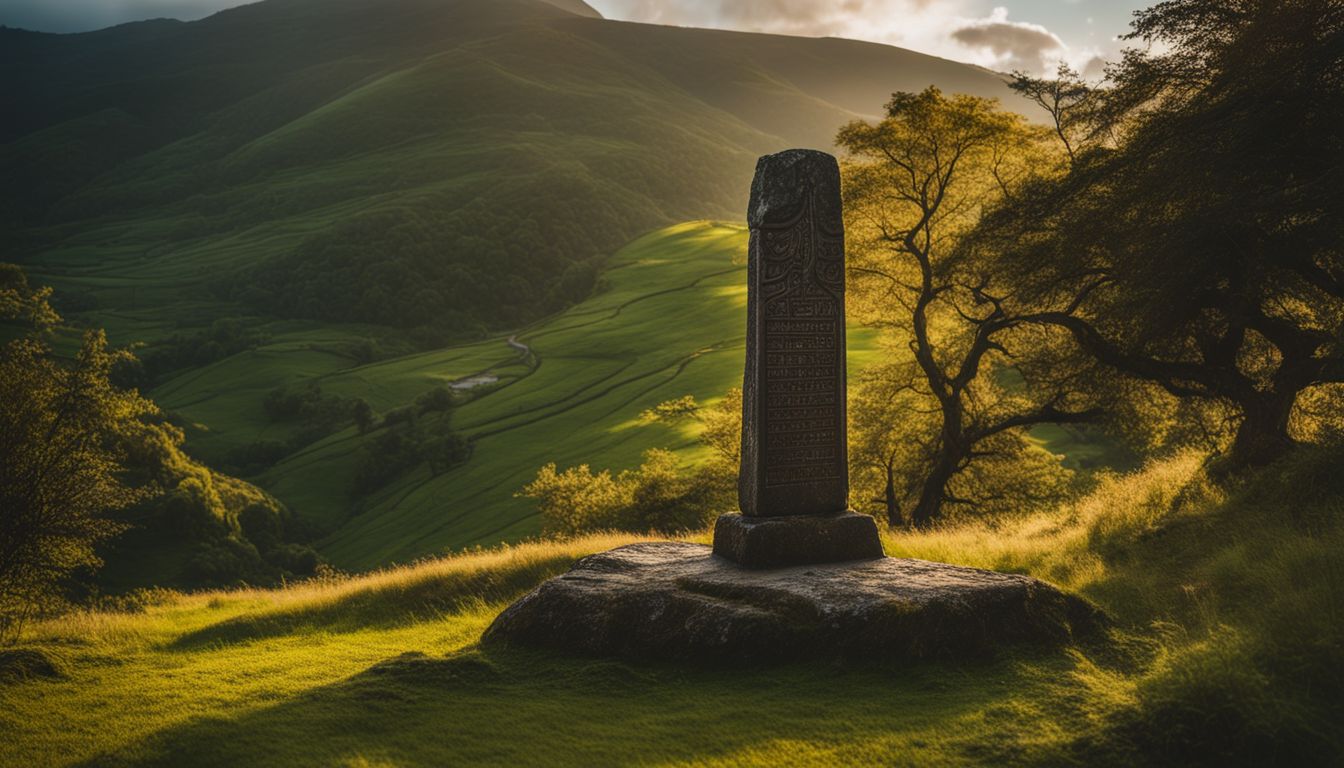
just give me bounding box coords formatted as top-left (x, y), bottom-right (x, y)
top-left (838, 88), bottom-right (1098, 527)
top-left (0, 267), bottom-right (150, 642)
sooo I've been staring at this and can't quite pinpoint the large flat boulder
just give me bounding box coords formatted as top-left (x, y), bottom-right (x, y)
top-left (483, 542), bottom-right (1104, 662)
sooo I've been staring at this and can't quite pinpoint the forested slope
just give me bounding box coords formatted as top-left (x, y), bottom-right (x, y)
top-left (2, 0), bottom-right (1020, 340)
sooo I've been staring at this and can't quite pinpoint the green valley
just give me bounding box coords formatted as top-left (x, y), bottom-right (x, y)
top-left (144, 221), bottom-right (872, 569)
top-left (2, 0), bottom-right (1037, 578)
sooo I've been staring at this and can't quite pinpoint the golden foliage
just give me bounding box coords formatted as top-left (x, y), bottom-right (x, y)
top-left (0, 330), bottom-right (150, 641)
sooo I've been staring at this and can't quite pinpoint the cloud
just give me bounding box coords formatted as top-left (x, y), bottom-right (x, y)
top-left (949, 6), bottom-right (1064, 73)
top-left (594, 0), bottom-right (959, 39)
top-left (8, 0), bottom-right (1113, 78)
top-left (592, 0), bottom-right (1091, 75)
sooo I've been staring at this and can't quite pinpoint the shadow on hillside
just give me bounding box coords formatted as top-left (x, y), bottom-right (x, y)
top-left (168, 554), bottom-right (585, 651)
top-left (74, 645), bottom-right (1073, 767)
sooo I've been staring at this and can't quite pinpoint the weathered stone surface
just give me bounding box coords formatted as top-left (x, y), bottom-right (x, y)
top-left (712, 512), bottom-right (883, 569)
top-left (738, 149), bottom-right (848, 518)
top-left (483, 542), bottom-right (1105, 663)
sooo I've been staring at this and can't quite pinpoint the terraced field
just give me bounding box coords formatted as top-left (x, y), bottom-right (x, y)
top-left (144, 221), bottom-right (876, 568)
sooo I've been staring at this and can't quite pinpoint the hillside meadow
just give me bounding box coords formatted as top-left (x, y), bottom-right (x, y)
top-left (142, 222), bottom-right (770, 570)
top-left (4, 0), bottom-right (1022, 342)
top-left (112, 221), bottom-right (1103, 578)
top-left (3, 448), bottom-right (1341, 766)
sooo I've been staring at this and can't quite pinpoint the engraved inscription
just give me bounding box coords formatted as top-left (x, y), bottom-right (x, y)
top-left (737, 149), bottom-right (849, 517)
top-left (757, 186), bottom-right (845, 488)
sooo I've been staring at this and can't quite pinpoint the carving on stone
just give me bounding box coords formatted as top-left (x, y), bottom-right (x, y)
top-left (738, 149), bottom-right (849, 517)
top-left (758, 187), bottom-right (845, 489)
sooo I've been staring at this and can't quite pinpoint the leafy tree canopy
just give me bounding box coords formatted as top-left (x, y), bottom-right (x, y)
top-left (977, 0), bottom-right (1344, 470)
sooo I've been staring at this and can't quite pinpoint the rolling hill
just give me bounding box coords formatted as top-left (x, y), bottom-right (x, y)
top-left (2, 0), bottom-right (1023, 340)
top-left (2, 0), bottom-right (1042, 575)
top-left (131, 221), bottom-right (875, 570)
top-left (106, 221), bottom-right (1105, 577)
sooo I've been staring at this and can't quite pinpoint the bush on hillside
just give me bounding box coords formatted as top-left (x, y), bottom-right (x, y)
top-left (222, 440), bottom-right (290, 475)
top-left (415, 385), bottom-right (455, 414)
top-left (520, 449), bottom-right (729, 536)
top-left (352, 414), bottom-right (471, 496)
top-left (182, 537), bottom-right (267, 586)
top-left (262, 382), bottom-right (365, 452)
top-left (140, 318), bottom-right (267, 382)
top-left (265, 543), bottom-right (322, 578)
top-left (353, 425), bottom-right (426, 496)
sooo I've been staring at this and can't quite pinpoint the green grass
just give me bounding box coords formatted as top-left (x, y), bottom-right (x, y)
top-left (3, 449), bottom-right (1341, 766)
top-left (142, 220), bottom-right (1104, 572)
top-left (151, 221), bottom-right (880, 568)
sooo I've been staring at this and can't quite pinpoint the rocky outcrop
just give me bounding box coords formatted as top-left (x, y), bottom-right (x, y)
top-left (483, 542), bottom-right (1105, 663)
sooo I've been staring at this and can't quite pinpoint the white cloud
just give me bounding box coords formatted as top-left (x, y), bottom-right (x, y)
top-left (950, 6), bottom-right (1063, 72)
top-left (589, 0), bottom-right (1115, 76)
top-left (592, 0), bottom-right (968, 42)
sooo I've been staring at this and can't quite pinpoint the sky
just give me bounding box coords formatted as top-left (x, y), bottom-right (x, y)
top-left (0, 0), bottom-right (1151, 75)
top-left (587, 0), bottom-right (1152, 76)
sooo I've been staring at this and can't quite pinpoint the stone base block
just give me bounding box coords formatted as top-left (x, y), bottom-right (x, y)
top-left (482, 542), bottom-right (1106, 663)
top-left (712, 511), bottom-right (883, 568)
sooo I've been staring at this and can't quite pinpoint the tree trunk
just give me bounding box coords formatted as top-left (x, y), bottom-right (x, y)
top-left (910, 455), bottom-right (957, 529)
top-left (910, 398), bottom-right (966, 529)
top-left (884, 461), bottom-right (902, 527)
top-left (1226, 391), bottom-right (1298, 470)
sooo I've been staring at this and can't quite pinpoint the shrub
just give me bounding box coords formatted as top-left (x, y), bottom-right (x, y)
top-left (266, 544), bottom-right (322, 577)
top-left (519, 449), bottom-right (728, 537)
top-left (223, 440), bottom-right (289, 475)
top-left (351, 399), bottom-right (376, 435)
top-left (238, 502), bottom-right (285, 552)
top-left (415, 386), bottom-right (454, 414)
top-left (263, 383), bottom-right (362, 450)
top-left (352, 424), bottom-right (425, 495)
top-left (141, 318), bottom-right (266, 382)
top-left (182, 538), bottom-right (266, 586)
top-left (521, 462), bottom-right (628, 536)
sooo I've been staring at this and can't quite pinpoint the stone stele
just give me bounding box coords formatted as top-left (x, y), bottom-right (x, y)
top-left (715, 148), bottom-right (882, 568)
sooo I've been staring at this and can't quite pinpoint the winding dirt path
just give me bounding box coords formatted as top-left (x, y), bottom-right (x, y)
top-left (507, 335), bottom-right (530, 359)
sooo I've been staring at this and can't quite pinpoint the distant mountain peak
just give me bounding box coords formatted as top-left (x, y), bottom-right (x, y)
top-left (537, 0), bottom-right (602, 19)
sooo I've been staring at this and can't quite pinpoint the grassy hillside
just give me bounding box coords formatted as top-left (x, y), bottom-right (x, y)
top-left (4, 0), bottom-right (1023, 342)
top-left (4, 449), bottom-right (1341, 766)
top-left (3, 0), bottom-right (1041, 579)
top-left (133, 222), bottom-right (876, 570)
top-left (87, 220), bottom-right (1110, 578)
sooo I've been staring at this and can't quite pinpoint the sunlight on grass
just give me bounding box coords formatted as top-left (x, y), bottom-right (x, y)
top-left (3, 451), bottom-right (1342, 766)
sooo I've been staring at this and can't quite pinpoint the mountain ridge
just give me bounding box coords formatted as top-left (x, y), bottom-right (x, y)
top-left (1, 0), bottom-right (1038, 562)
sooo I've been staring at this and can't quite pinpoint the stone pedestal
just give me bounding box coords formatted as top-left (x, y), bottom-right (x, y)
top-left (712, 511), bottom-right (883, 569)
top-left (482, 542), bottom-right (1106, 663)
